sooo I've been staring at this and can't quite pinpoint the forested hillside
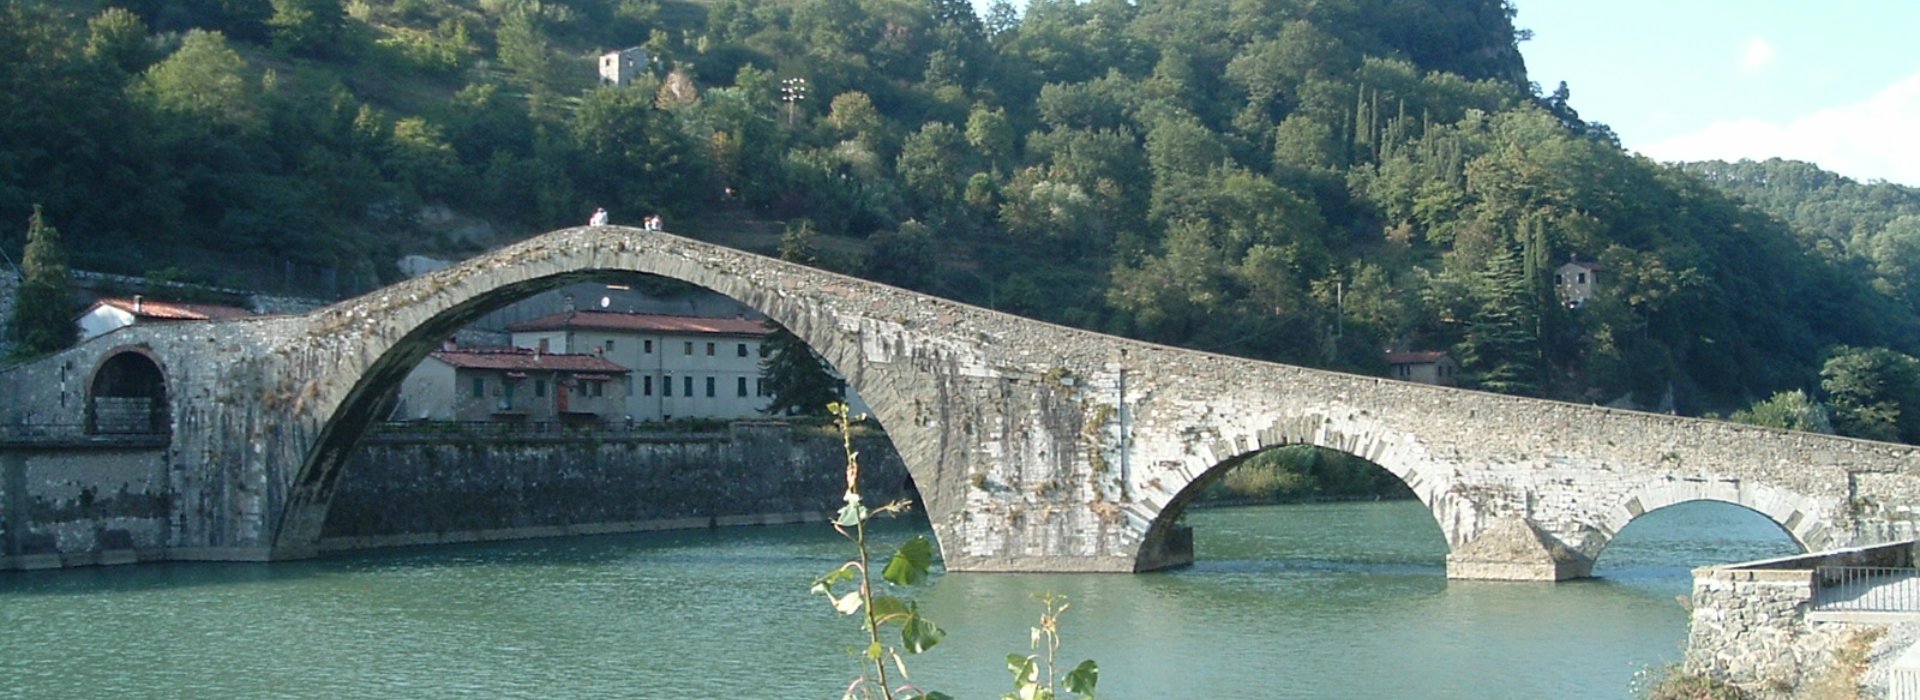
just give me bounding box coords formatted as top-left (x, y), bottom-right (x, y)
top-left (4, 0), bottom-right (1917, 419)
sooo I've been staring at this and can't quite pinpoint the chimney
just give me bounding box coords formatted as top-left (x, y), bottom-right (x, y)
top-left (133, 295), bottom-right (143, 314)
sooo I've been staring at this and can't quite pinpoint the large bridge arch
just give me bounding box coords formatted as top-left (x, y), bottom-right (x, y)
top-left (269, 227), bottom-right (953, 559)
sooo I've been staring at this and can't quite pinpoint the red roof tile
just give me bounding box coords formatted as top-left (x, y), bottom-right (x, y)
top-left (429, 348), bottom-right (630, 373)
top-left (507, 310), bottom-right (771, 336)
top-left (1385, 351), bottom-right (1453, 365)
top-left (94, 297), bottom-right (253, 321)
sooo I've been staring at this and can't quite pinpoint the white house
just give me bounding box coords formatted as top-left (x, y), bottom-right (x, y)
top-left (508, 310), bottom-right (778, 421)
top-left (598, 47), bottom-right (648, 87)
top-left (397, 347), bottom-right (630, 424)
top-left (1555, 261), bottom-right (1600, 309)
top-left (76, 296), bottom-right (254, 342)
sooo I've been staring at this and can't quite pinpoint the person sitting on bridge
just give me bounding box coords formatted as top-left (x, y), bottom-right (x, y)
top-left (589, 207), bottom-right (608, 226)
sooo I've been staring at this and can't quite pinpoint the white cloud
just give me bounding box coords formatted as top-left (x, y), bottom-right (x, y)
top-left (1637, 72), bottom-right (1920, 186)
top-left (1741, 36), bottom-right (1776, 72)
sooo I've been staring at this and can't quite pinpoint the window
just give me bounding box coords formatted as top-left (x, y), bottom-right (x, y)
top-left (644, 339), bottom-right (653, 353)
top-left (706, 376), bottom-right (716, 397)
top-left (684, 341), bottom-right (694, 355)
top-left (643, 375), bottom-right (654, 396)
top-left (535, 380), bottom-right (547, 397)
top-left (737, 377), bottom-right (748, 397)
top-left (471, 377), bottom-right (485, 398)
top-left (663, 375), bottom-right (672, 396)
top-left (538, 338), bottom-right (550, 352)
top-left (585, 380), bottom-right (603, 397)
top-left (1577, 272), bottom-right (1587, 284)
top-left (757, 378), bottom-right (769, 397)
top-left (1554, 274), bottom-right (1564, 285)
top-left (737, 343), bottom-right (748, 357)
top-left (683, 376), bottom-right (694, 396)
top-left (605, 340), bottom-right (615, 352)
top-left (706, 342), bottom-right (716, 356)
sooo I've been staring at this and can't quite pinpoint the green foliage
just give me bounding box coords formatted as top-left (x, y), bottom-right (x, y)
top-left (1002, 594), bottom-right (1098, 700)
top-left (1201, 445), bottom-right (1410, 503)
top-left (7, 205), bottom-right (77, 361)
top-left (760, 323), bottom-right (842, 417)
top-left (1820, 346), bottom-right (1920, 444)
top-left (1729, 390), bottom-right (1833, 434)
top-left (0, 0), bottom-right (1912, 423)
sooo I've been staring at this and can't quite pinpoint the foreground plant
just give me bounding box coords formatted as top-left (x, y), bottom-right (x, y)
top-left (812, 402), bottom-right (1101, 700)
top-left (1004, 594), bottom-right (1098, 700)
top-left (812, 402), bottom-right (950, 700)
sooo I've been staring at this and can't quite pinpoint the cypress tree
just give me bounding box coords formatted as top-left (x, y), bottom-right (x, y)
top-left (1456, 244), bottom-right (1542, 396)
top-left (7, 205), bottom-right (77, 361)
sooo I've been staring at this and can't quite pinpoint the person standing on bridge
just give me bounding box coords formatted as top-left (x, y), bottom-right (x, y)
top-left (589, 207), bottom-right (609, 226)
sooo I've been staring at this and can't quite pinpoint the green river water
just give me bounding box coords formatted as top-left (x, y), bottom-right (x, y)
top-left (0, 500), bottom-right (1798, 699)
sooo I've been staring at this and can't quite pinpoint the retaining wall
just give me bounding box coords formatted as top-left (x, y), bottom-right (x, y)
top-left (320, 422), bottom-right (910, 549)
top-left (0, 422), bottom-right (906, 570)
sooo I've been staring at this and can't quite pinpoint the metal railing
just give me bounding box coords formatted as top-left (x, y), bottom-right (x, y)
top-left (1813, 566), bottom-right (1920, 613)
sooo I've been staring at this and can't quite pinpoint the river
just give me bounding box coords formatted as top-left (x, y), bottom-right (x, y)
top-left (0, 500), bottom-right (1798, 699)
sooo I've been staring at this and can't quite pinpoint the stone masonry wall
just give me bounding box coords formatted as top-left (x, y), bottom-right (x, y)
top-left (319, 423), bottom-right (910, 549)
top-left (1, 446), bottom-right (172, 571)
top-left (1687, 542), bottom-right (1917, 696)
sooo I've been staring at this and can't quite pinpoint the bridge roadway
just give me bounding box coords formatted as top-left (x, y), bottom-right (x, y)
top-left (5, 226), bottom-right (1920, 579)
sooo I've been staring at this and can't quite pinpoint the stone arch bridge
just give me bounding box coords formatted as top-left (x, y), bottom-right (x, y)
top-left (6, 227), bottom-right (1920, 580)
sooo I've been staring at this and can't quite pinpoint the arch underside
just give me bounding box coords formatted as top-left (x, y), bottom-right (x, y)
top-left (1596, 480), bottom-right (1822, 556)
top-left (270, 233), bottom-right (929, 558)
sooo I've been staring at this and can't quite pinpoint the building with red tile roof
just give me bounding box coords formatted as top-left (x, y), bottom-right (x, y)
top-left (76, 296), bottom-right (255, 341)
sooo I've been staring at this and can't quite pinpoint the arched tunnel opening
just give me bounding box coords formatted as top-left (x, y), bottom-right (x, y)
top-left (87, 349), bottom-right (170, 435)
top-left (1151, 445), bottom-right (1448, 575)
top-left (298, 268), bottom-right (925, 555)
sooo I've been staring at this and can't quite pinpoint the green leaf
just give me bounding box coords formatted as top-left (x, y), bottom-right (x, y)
top-left (1006, 654), bottom-right (1037, 682)
top-left (883, 536), bottom-right (935, 586)
top-left (1064, 660), bottom-right (1099, 695)
top-left (869, 595), bottom-right (910, 624)
top-left (901, 611), bottom-right (945, 654)
top-left (866, 641), bottom-right (884, 660)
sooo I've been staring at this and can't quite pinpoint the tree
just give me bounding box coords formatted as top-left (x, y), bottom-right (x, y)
top-left (7, 205), bottom-right (77, 360)
top-left (760, 323), bottom-right (842, 417)
top-left (268, 0), bottom-right (345, 58)
top-left (1455, 244), bottom-right (1541, 395)
top-left (1821, 346), bottom-right (1920, 444)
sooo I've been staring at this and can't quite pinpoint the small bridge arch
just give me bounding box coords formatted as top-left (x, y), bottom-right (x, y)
top-left (86, 346), bottom-right (170, 436)
top-left (1134, 414), bottom-right (1451, 571)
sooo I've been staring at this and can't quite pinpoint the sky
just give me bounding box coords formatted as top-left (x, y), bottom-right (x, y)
top-left (1513, 1), bottom-right (1920, 186)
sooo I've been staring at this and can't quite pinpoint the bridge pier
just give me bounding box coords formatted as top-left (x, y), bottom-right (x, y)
top-left (1444, 517), bottom-right (1594, 582)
